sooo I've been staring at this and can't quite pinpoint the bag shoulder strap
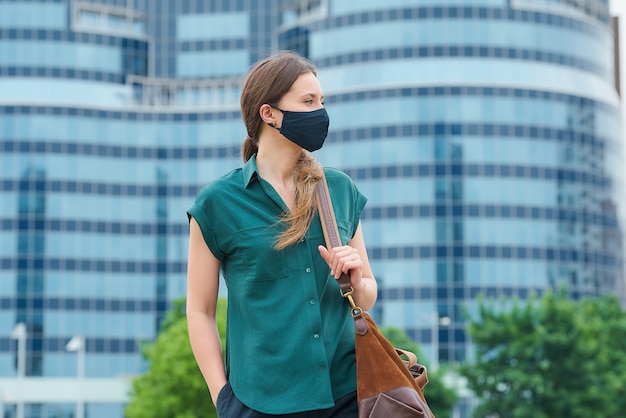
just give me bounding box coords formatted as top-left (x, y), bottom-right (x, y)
top-left (316, 173), bottom-right (350, 288)
top-left (316, 172), bottom-right (369, 335)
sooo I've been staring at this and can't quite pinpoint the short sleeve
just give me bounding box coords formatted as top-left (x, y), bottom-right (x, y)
top-left (351, 182), bottom-right (367, 238)
top-left (187, 190), bottom-right (226, 262)
top-left (323, 167), bottom-right (368, 239)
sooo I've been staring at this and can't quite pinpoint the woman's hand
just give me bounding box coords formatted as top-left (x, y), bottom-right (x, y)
top-left (317, 223), bottom-right (377, 311)
top-left (318, 244), bottom-right (363, 289)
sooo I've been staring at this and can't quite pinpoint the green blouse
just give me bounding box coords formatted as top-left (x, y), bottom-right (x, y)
top-left (187, 154), bottom-right (367, 414)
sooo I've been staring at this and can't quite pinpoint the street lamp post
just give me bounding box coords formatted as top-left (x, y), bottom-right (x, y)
top-left (10, 322), bottom-right (27, 418)
top-left (66, 336), bottom-right (85, 418)
top-left (10, 323), bottom-right (26, 378)
top-left (437, 315), bottom-right (452, 369)
top-left (424, 314), bottom-right (451, 371)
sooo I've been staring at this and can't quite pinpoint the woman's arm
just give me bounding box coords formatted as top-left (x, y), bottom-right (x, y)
top-left (318, 221), bottom-right (377, 311)
top-left (186, 217), bottom-right (227, 404)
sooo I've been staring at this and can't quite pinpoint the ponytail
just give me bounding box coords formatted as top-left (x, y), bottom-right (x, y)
top-left (241, 135), bottom-right (258, 162)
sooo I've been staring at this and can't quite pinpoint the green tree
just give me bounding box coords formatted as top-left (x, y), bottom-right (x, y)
top-left (460, 291), bottom-right (626, 418)
top-left (125, 297), bottom-right (227, 418)
top-left (381, 325), bottom-right (459, 418)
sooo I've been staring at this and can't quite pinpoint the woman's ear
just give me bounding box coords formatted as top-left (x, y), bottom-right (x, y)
top-left (259, 103), bottom-right (276, 127)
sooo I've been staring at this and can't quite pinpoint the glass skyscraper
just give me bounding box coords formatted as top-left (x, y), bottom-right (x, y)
top-left (1, 0), bottom-right (623, 417)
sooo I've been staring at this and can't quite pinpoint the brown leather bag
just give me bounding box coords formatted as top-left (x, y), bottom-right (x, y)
top-left (317, 174), bottom-right (435, 418)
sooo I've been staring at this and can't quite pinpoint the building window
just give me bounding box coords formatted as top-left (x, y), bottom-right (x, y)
top-left (281, 0), bottom-right (327, 27)
top-left (72, 2), bottom-right (146, 38)
top-left (510, 0), bottom-right (609, 24)
top-left (278, 0), bottom-right (328, 58)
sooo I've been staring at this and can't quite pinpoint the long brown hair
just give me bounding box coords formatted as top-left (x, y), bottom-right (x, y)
top-left (240, 51), bottom-right (324, 250)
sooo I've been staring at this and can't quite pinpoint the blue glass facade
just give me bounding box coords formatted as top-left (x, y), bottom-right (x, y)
top-left (0, 0), bottom-right (268, 416)
top-left (307, 0), bottom-right (624, 362)
top-left (0, 0), bottom-right (623, 417)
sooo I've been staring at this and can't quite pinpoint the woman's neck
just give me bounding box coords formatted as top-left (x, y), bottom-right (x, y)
top-left (256, 138), bottom-right (301, 187)
top-left (256, 140), bottom-right (302, 211)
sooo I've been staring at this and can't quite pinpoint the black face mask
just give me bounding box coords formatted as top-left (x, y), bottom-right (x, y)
top-left (268, 106), bottom-right (329, 152)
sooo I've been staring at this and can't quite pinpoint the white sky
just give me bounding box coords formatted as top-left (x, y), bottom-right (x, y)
top-left (611, 0), bottom-right (626, 15)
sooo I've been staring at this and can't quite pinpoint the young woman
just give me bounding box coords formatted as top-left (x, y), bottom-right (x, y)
top-left (186, 50), bottom-right (377, 417)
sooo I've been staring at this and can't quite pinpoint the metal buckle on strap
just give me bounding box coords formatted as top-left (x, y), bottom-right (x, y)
top-left (340, 287), bottom-right (363, 318)
top-left (340, 287), bottom-right (354, 298)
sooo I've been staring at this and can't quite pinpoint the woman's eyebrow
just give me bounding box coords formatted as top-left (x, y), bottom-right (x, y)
top-left (300, 93), bottom-right (325, 100)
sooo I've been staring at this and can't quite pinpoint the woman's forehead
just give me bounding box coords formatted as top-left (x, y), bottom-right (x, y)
top-left (286, 72), bottom-right (323, 96)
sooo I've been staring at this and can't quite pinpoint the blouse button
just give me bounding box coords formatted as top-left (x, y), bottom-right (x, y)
top-left (305, 267), bottom-right (311, 273)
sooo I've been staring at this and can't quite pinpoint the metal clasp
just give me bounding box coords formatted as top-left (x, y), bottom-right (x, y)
top-left (340, 287), bottom-right (363, 318)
